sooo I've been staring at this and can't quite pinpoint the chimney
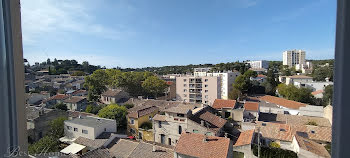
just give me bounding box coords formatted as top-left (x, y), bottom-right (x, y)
top-left (152, 145), bottom-right (156, 152)
top-left (225, 133), bottom-right (228, 138)
top-left (201, 120), bottom-right (205, 126)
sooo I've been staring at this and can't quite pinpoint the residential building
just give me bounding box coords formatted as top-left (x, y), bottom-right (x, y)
top-left (157, 81), bottom-right (176, 100)
top-left (250, 74), bottom-right (267, 83)
top-left (258, 95), bottom-right (307, 115)
top-left (174, 132), bottom-right (233, 158)
top-left (72, 89), bottom-right (88, 97)
top-left (193, 67), bottom-right (212, 77)
top-left (294, 135), bottom-right (331, 158)
top-left (212, 99), bottom-right (237, 119)
top-left (176, 75), bottom-right (221, 105)
top-left (127, 105), bottom-right (159, 141)
top-left (295, 81), bottom-right (333, 91)
top-left (243, 101), bottom-right (260, 122)
top-left (249, 68), bottom-right (268, 74)
top-left (298, 105), bottom-right (324, 117)
top-left (258, 113), bottom-right (332, 128)
top-left (206, 71), bottom-right (241, 99)
top-left (44, 94), bottom-right (69, 108)
top-left (233, 129), bottom-right (255, 158)
top-left (153, 106), bottom-right (227, 146)
top-left (101, 89), bottom-right (130, 105)
top-left (279, 75), bottom-right (313, 85)
top-left (26, 107), bottom-right (68, 142)
top-left (247, 60), bottom-right (269, 69)
top-left (124, 98), bottom-right (200, 112)
top-left (63, 96), bottom-right (87, 111)
top-left (283, 49), bottom-right (306, 68)
top-left (60, 116), bottom-right (118, 154)
top-left (109, 139), bottom-right (174, 158)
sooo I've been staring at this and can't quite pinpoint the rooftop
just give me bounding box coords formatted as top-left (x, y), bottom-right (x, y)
top-left (288, 75), bottom-right (313, 79)
top-left (125, 98), bottom-right (199, 112)
top-left (26, 106), bottom-right (54, 120)
top-left (258, 113), bottom-right (332, 127)
top-left (128, 106), bottom-right (159, 118)
top-left (153, 114), bottom-right (167, 121)
top-left (212, 99), bottom-right (236, 109)
top-left (295, 136), bottom-right (330, 158)
top-left (258, 95), bottom-right (307, 109)
top-left (163, 105), bottom-right (194, 114)
top-left (74, 132), bottom-right (116, 149)
top-left (244, 101), bottom-right (259, 111)
top-left (256, 122), bottom-right (293, 142)
top-left (311, 89), bottom-right (324, 96)
top-left (175, 133), bottom-right (230, 158)
top-left (65, 116), bottom-right (115, 128)
top-left (234, 130), bottom-right (254, 147)
top-left (190, 108), bottom-right (227, 133)
top-left (63, 96), bottom-right (86, 103)
top-left (101, 89), bottom-right (125, 97)
top-left (292, 125), bottom-right (332, 143)
top-left (47, 94), bottom-right (69, 101)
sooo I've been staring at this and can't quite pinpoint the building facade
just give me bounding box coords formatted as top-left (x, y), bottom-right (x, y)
top-left (176, 76), bottom-right (221, 105)
top-left (283, 50), bottom-right (306, 68)
top-left (247, 60), bottom-right (269, 69)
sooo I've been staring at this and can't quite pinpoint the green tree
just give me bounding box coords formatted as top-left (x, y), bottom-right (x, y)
top-left (323, 85), bottom-right (333, 105)
top-left (277, 83), bottom-right (314, 104)
top-left (85, 104), bottom-right (104, 114)
top-left (142, 76), bottom-right (168, 98)
top-left (72, 70), bottom-right (85, 76)
top-left (28, 136), bottom-right (60, 155)
top-left (98, 104), bottom-right (127, 127)
top-left (228, 88), bottom-right (242, 100)
top-left (122, 103), bottom-right (134, 109)
top-left (269, 142), bottom-right (281, 148)
top-left (140, 121), bottom-right (152, 130)
top-left (280, 65), bottom-right (292, 76)
top-left (312, 66), bottom-right (333, 81)
top-left (85, 69), bottom-right (109, 101)
top-left (55, 103), bottom-right (67, 111)
top-left (49, 116), bottom-right (68, 138)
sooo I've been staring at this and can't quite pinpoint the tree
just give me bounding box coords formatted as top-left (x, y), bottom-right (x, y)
top-left (142, 76), bottom-right (168, 98)
top-left (228, 88), bottom-right (241, 100)
top-left (85, 104), bottom-right (104, 114)
top-left (84, 70), bottom-right (109, 101)
top-left (28, 136), bottom-right (60, 155)
top-left (277, 84), bottom-right (314, 104)
top-left (323, 85), bottom-right (333, 105)
top-left (98, 104), bottom-right (127, 127)
top-left (47, 58), bottom-right (51, 65)
top-left (269, 142), bottom-right (281, 148)
top-left (312, 66), bottom-right (333, 81)
top-left (122, 103), bottom-right (134, 109)
top-left (280, 65), bottom-right (292, 76)
top-left (306, 120), bottom-right (318, 126)
top-left (55, 103), bottom-right (67, 111)
top-left (72, 70), bottom-right (85, 76)
top-left (49, 117), bottom-right (68, 138)
top-left (140, 121), bottom-right (152, 130)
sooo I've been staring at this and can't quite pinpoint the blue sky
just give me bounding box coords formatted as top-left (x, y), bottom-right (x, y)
top-left (21, 0), bottom-right (336, 68)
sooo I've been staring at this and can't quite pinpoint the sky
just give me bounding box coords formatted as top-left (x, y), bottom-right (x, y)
top-left (21, 0), bottom-right (336, 68)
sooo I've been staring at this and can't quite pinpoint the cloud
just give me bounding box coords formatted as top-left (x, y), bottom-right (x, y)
top-left (20, 0), bottom-right (127, 44)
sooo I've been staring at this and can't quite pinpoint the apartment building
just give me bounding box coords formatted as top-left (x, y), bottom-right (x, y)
top-left (152, 106), bottom-right (227, 146)
top-left (206, 71), bottom-right (240, 100)
top-left (176, 76), bottom-right (221, 105)
top-left (283, 49), bottom-right (306, 68)
top-left (247, 60), bottom-right (269, 69)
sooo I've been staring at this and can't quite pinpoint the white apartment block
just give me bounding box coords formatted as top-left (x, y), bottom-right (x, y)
top-left (283, 50), bottom-right (306, 68)
top-left (194, 67), bottom-right (212, 77)
top-left (247, 60), bottom-right (269, 69)
top-left (176, 76), bottom-right (221, 105)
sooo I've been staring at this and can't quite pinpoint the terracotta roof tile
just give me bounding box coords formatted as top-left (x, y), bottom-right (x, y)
top-left (292, 125), bottom-right (332, 143)
top-left (234, 130), bottom-right (254, 146)
top-left (49, 94), bottom-right (69, 100)
top-left (64, 96), bottom-right (86, 103)
top-left (212, 99), bottom-right (236, 109)
top-left (288, 75), bottom-right (313, 79)
top-left (189, 108), bottom-right (227, 133)
top-left (259, 95), bottom-right (307, 109)
top-left (311, 90), bottom-right (324, 95)
top-left (101, 89), bottom-right (124, 97)
top-left (175, 133), bottom-right (230, 158)
top-left (153, 114), bottom-right (166, 121)
top-left (244, 101), bottom-right (259, 111)
top-left (295, 136), bottom-right (330, 158)
top-left (256, 122), bottom-right (293, 142)
top-left (127, 106), bottom-right (159, 119)
top-left (259, 113), bottom-right (332, 127)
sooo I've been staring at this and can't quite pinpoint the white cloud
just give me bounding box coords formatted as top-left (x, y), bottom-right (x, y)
top-left (20, 0), bottom-right (126, 44)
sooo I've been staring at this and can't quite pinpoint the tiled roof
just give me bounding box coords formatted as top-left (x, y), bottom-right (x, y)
top-left (295, 136), bottom-right (330, 158)
top-left (190, 108), bottom-right (227, 133)
top-left (68, 111), bottom-right (97, 118)
top-left (258, 113), bottom-right (332, 127)
top-left (26, 106), bottom-right (54, 120)
top-left (244, 101), bottom-right (259, 111)
top-left (311, 90), bottom-right (324, 95)
top-left (175, 133), bottom-right (230, 158)
top-left (259, 95), bottom-right (307, 109)
top-left (257, 74), bottom-right (267, 78)
top-left (212, 99), bottom-right (236, 109)
top-left (163, 105), bottom-right (193, 114)
top-left (153, 114), bottom-right (166, 121)
top-left (63, 96), bottom-right (86, 103)
top-left (74, 133), bottom-right (116, 149)
top-left (166, 81), bottom-right (173, 85)
top-left (48, 94), bottom-right (69, 101)
top-left (127, 106), bottom-right (159, 118)
top-left (125, 98), bottom-right (199, 112)
top-left (288, 75), bottom-right (313, 79)
top-left (234, 130), bottom-right (254, 147)
top-left (109, 139), bottom-right (173, 158)
top-left (81, 149), bottom-right (113, 158)
top-left (256, 122), bottom-right (293, 142)
top-left (72, 89), bottom-right (87, 95)
top-left (101, 89), bottom-right (124, 97)
top-left (292, 125), bottom-right (332, 143)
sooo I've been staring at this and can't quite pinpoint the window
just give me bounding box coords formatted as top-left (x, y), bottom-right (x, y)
top-left (178, 126), bottom-right (182, 134)
top-left (130, 119), bottom-right (134, 124)
top-left (193, 129), bottom-right (199, 133)
top-left (177, 113), bottom-right (185, 117)
top-left (205, 79), bottom-right (208, 82)
top-left (183, 79), bottom-right (187, 82)
top-left (205, 90), bottom-right (208, 93)
top-left (205, 84), bottom-right (208, 87)
top-left (158, 121), bottom-right (162, 128)
top-left (67, 126), bottom-right (72, 130)
top-left (82, 129), bottom-right (88, 134)
top-left (183, 89), bottom-right (187, 92)
top-left (104, 128), bottom-right (106, 131)
top-left (205, 95), bottom-right (208, 99)
top-left (184, 84), bottom-right (187, 87)
top-left (160, 134), bottom-right (165, 144)
top-left (149, 115), bottom-right (153, 120)
top-left (183, 94), bottom-right (187, 97)
top-left (74, 128), bottom-right (78, 132)
top-left (168, 138), bottom-right (172, 145)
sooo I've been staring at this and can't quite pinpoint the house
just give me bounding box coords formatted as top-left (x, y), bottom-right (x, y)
top-left (258, 113), bottom-right (332, 128)
top-left (243, 101), bottom-right (259, 122)
top-left (174, 132), bottom-right (233, 158)
top-left (153, 105), bottom-right (227, 146)
top-left (25, 93), bottom-right (50, 106)
top-left (258, 95), bottom-right (307, 115)
top-left (127, 105), bottom-right (159, 141)
top-left (72, 89), bottom-right (88, 97)
top-left (294, 135), bottom-right (331, 158)
top-left (157, 81), bottom-right (176, 101)
top-left (26, 106), bottom-right (68, 142)
top-left (63, 96), bottom-right (87, 111)
top-left (291, 125), bottom-right (332, 144)
top-left (101, 89), bottom-right (130, 104)
top-left (311, 90), bottom-right (324, 99)
top-left (233, 129), bottom-right (255, 158)
top-left (72, 80), bottom-right (85, 90)
top-left (212, 99), bottom-right (237, 119)
top-left (124, 98), bottom-right (200, 112)
top-left (279, 75), bottom-right (313, 85)
top-left (44, 94), bottom-right (69, 108)
top-left (109, 139), bottom-right (174, 158)
top-left (250, 74), bottom-right (267, 83)
top-left (60, 116), bottom-right (117, 155)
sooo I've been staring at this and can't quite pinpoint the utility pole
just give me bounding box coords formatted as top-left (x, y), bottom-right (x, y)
top-left (258, 126), bottom-right (260, 158)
